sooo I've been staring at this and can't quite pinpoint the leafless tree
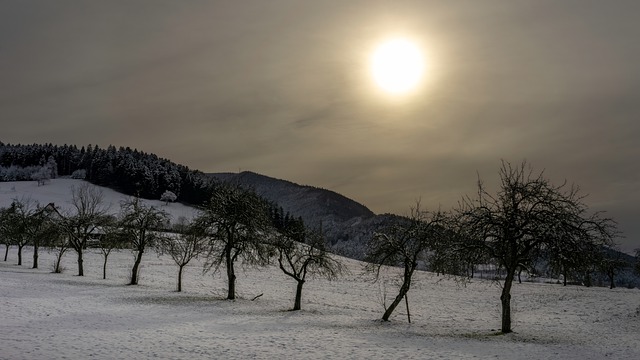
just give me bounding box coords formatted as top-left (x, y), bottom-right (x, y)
top-left (273, 226), bottom-right (344, 311)
top-left (0, 204), bottom-right (18, 262)
top-left (24, 202), bottom-right (60, 269)
top-left (364, 202), bottom-right (450, 322)
top-left (2, 198), bottom-right (37, 266)
top-left (598, 247), bottom-right (628, 289)
top-left (197, 183), bottom-right (272, 300)
top-left (158, 217), bottom-right (207, 292)
top-left (64, 183), bottom-right (110, 276)
top-left (120, 197), bottom-right (168, 285)
top-left (49, 231), bottom-right (70, 274)
top-left (97, 215), bottom-right (125, 280)
top-left (456, 160), bottom-right (618, 333)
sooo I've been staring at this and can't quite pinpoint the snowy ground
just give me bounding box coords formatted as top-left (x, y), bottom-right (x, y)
top-left (2, 179), bottom-right (640, 359)
top-left (1, 246), bottom-right (639, 360)
top-left (0, 178), bottom-right (198, 221)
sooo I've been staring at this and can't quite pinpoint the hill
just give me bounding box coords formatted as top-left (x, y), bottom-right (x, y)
top-left (209, 171), bottom-right (391, 258)
top-left (210, 171), bottom-right (374, 222)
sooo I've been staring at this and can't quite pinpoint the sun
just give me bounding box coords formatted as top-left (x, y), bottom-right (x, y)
top-left (370, 38), bottom-right (425, 95)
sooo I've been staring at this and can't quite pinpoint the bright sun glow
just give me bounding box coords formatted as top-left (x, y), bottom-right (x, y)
top-left (370, 38), bottom-right (425, 95)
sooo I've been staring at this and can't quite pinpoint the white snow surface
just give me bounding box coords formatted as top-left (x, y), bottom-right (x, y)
top-left (0, 179), bottom-right (198, 221)
top-left (1, 180), bottom-right (640, 359)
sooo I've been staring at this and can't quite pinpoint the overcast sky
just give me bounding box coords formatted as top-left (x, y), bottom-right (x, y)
top-left (1, 0), bottom-right (639, 251)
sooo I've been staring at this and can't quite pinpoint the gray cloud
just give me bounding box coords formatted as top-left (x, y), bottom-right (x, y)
top-left (1, 0), bottom-right (639, 251)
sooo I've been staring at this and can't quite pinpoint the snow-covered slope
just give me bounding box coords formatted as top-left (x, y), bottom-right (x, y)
top-left (2, 178), bottom-right (640, 359)
top-left (2, 247), bottom-right (639, 359)
top-left (0, 179), bottom-right (198, 221)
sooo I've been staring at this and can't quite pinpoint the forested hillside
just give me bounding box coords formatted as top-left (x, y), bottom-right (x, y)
top-left (0, 142), bottom-right (213, 205)
top-left (209, 171), bottom-right (390, 258)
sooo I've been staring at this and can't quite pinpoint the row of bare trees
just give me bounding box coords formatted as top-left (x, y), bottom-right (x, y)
top-left (0, 181), bottom-right (344, 311)
top-left (0, 161), bottom-right (630, 332)
top-left (0, 184), bottom-right (168, 284)
top-left (364, 161), bottom-right (622, 333)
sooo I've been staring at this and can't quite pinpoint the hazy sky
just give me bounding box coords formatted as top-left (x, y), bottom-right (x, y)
top-left (1, 1), bottom-right (639, 251)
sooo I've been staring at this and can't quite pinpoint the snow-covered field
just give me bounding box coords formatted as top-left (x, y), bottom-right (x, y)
top-left (2, 246), bottom-right (639, 359)
top-left (1, 179), bottom-right (640, 359)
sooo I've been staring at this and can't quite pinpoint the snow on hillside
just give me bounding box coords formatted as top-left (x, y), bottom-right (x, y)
top-left (0, 179), bottom-right (198, 221)
top-left (2, 179), bottom-right (640, 359)
top-left (2, 246), bottom-right (639, 359)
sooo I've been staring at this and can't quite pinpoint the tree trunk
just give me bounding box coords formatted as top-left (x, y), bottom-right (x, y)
top-left (225, 243), bottom-right (236, 300)
top-left (500, 269), bottom-right (515, 333)
top-left (177, 265), bottom-right (184, 292)
top-left (226, 254), bottom-right (236, 300)
top-left (383, 284), bottom-right (409, 321)
top-left (382, 264), bottom-right (414, 321)
top-left (4, 244), bottom-right (9, 261)
top-left (293, 279), bottom-right (305, 311)
top-left (55, 251), bottom-right (64, 273)
top-left (405, 293), bottom-right (411, 323)
top-left (102, 254), bottom-right (109, 280)
top-left (77, 248), bottom-right (84, 276)
top-left (32, 243), bottom-right (39, 269)
top-left (130, 249), bottom-right (144, 285)
top-left (17, 244), bottom-right (24, 265)
top-left (608, 271), bottom-right (615, 289)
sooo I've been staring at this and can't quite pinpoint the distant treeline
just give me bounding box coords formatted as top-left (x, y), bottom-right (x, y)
top-left (0, 142), bottom-right (213, 206)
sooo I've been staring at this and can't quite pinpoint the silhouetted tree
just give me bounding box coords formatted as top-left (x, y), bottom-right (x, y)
top-left (49, 231), bottom-right (70, 274)
top-left (272, 225), bottom-right (344, 311)
top-left (365, 202), bottom-right (449, 322)
top-left (120, 197), bottom-right (168, 285)
top-left (25, 202), bottom-right (61, 269)
top-left (456, 161), bottom-right (618, 333)
top-left (63, 183), bottom-right (111, 276)
top-left (97, 216), bottom-right (125, 280)
top-left (197, 183), bottom-right (272, 300)
top-left (598, 247), bottom-right (628, 289)
top-left (2, 199), bottom-right (33, 266)
top-left (159, 217), bottom-right (207, 292)
top-left (0, 204), bottom-right (19, 262)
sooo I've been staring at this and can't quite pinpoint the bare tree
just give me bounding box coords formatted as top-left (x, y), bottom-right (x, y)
top-left (97, 216), bottom-right (125, 280)
top-left (34, 203), bottom-right (69, 273)
top-left (64, 183), bottom-right (110, 276)
top-left (5, 198), bottom-right (60, 268)
top-left (197, 183), bottom-right (272, 300)
top-left (158, 218), bottom-right (207, 292)
top-left (598, 247), bottom-right (628, 289)
top-left (49, 231), bottom-right (70, 274)
top-left (120, 197), bottom-right (168, 285)
top-left (457, 161), bottom-right (618, 333)
top-left (364, 203), bottom-right (449, 322)
top-left (273, 224), bottom-right (344, 311)
top-left (546, 235), bottom-right (601, 286)
top-left (2, 199), bottom-right (34, 266)
top-left (24, 202), bottom-right (60, 269)
top-left (0, 204), bottom-right (17, 262)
